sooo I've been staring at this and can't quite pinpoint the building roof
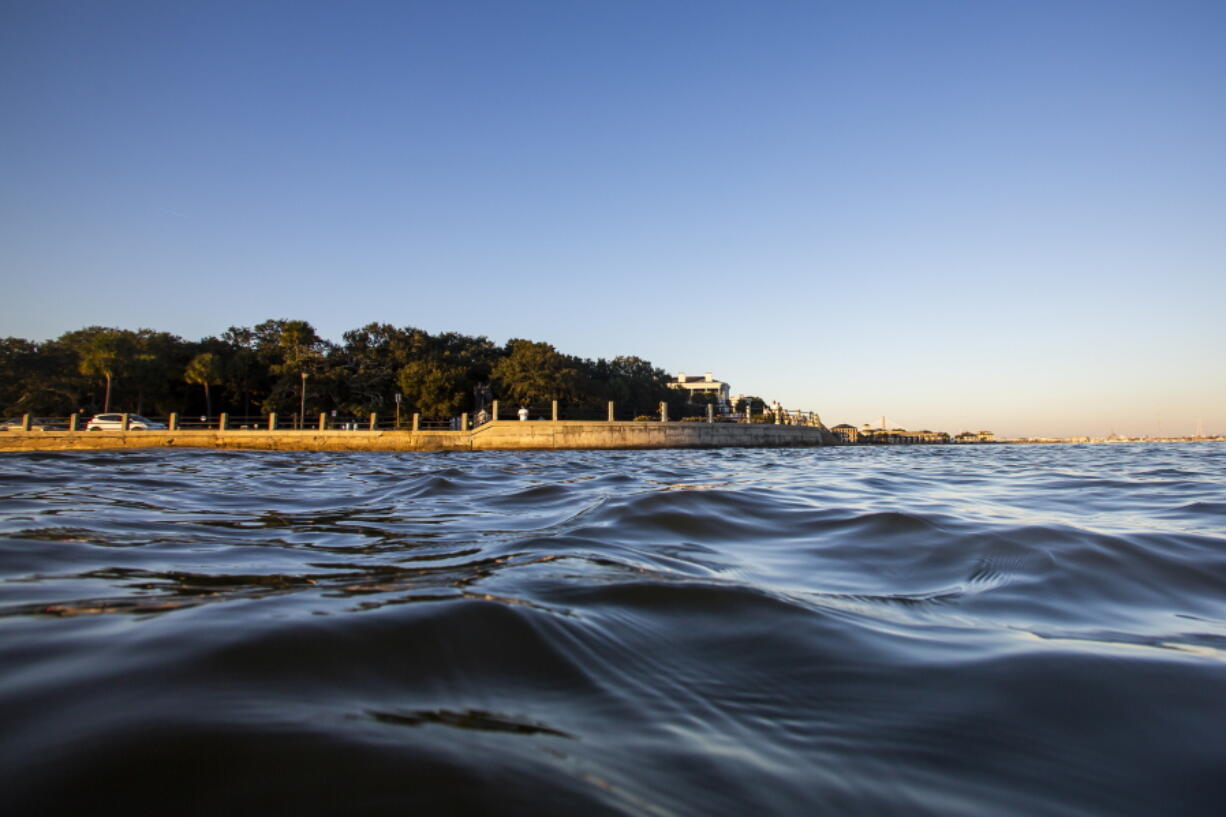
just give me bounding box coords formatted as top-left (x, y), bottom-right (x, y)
top-left (670, 373), bottom-right (725, 384)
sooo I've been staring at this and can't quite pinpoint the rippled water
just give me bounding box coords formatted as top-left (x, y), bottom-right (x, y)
top-left (2, 443), bottom-right (1225, 816)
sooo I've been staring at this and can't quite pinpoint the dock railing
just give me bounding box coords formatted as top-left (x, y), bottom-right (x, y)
top-left (2, 403), bottom-right (828, 434)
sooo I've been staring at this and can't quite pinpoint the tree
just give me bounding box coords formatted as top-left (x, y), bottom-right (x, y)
top-left (397, 359), bottom-right (468, 418)
top-left (332, 323), bottom-right (422, 416)
top-left (249, 319), bottom-right (333, 414)
top-left (0, 319), bottom-right (695, 425)
top-left (0, 338), bottom-right (80, 414)
top-left (185, 352), bottom-right (224, 418)
top-left (219, 326), bottom-right (270, 414)
top-left (76, 329), bottom-right (133, 412)
top-left (735, 396), bottom-right (765, 415)
top-left (490, 340), bottom-right (579, 406)
top-left (606, 355), bottom-right (675, 418)
top-left (128, 329), bottom-right (189, 415)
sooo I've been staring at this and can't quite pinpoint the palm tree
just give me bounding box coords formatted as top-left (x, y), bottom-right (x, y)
top-left (77, 331), bottom-right (129, 412)
top-left (185, 352), bottom-right (224, 418)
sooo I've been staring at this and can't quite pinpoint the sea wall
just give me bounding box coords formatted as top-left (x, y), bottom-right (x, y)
top-left (0, 421), bottom-right (832, 453)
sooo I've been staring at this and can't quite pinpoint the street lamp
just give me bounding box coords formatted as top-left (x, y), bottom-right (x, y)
top-left (300, 372), bottom-right (309, 430)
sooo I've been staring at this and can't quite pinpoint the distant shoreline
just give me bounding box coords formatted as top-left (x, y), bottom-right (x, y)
top-left (1005, 437), bottom-right (1225, 445)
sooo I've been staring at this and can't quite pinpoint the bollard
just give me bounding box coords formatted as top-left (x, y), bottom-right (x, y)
top-left (369, 412), bottom-right (377, 431)
top-left (551, 400), bottom-right (558, 422)
top-left (20, 414), bottom-right (30, 431)
top-left (460, 412), bottom-right (468, 431)
top-left (69, 413), bottom-right (80, 432)
top-left (412, 413), bottom-right (420, 432)
top-left (491, 400), bottom-right (499, 421)
top-left (168, 412), bottom-right (178, 431)
top-left (121, 413), bottom-right (131, 431)
top-left (219, 413), bottom-right (228, 431)
top-left (318, 413), bottom-right (327, 431)
top-left (660, 402), bottom-right (668, 423)
top-left (608, 401), bottom-right (615, 422)
top-left (707, 404), bottom-right (714, 424)
top-left (268, 412), bottom-right (277, 431)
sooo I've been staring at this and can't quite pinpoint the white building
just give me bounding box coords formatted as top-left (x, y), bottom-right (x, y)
top-left (667, 372), bottom-right (732, 412)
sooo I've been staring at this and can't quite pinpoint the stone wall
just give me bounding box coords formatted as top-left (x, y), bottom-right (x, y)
top-left (0, 421), bottom-right (832, 453)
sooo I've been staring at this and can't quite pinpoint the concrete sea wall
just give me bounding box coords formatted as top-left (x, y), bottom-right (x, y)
top-left (0, 421), bottom-right (832, 453)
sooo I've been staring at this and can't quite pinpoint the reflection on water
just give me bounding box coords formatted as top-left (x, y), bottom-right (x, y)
top-left (2, 444), bottom-right (1225, 816)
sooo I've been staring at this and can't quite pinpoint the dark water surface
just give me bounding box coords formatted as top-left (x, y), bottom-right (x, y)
top-left (2, 443), bottom-right (1225, 816)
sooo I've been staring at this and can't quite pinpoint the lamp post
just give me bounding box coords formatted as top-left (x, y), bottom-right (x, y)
top-left (299, 372), bottom-right (309, 430)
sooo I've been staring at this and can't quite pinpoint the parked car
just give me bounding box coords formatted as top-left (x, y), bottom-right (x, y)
top-left (0, 416), bottom-right (68, 431)
top-left (86, 413), bottom-right (167, 431)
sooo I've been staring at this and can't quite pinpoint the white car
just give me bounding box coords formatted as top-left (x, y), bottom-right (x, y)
top-left (86, 413), bottom-right (167, 431)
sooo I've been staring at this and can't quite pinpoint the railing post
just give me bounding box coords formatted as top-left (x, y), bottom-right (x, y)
top-left (268, 412), bottom-right (277, 431)
top-left (20, 414), bottom-right (30, 431)
top-left (707, 404), bottom-right (714, 424)
top-left (69, 413), bottom-right (80, 432)
top-left (608, 401), bottom-right (615, 422)
top-left (551, 400), bottom-right (558, 422)
top-left (369, 412), bottom-right (377, 431)
top-left (219, 412), bottom-right (228, 431)
top-left (412, 413), bottom-right (420, 432)
top-left (660, 402), bottom-right (668, 423)
top-left (491, 400), bottom-right (499, 421)
top-left (121, 413), bottom-right (131, 431)
top-left (168, 412), bottom-right (178, 431)
top-left (460, 412), bottom-right (468, 431)
top-left (318, 412), bottom-right (327, 431)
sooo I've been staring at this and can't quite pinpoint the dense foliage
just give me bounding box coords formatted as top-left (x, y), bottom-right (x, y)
top-left (0, 321), bottom-right (690, 420)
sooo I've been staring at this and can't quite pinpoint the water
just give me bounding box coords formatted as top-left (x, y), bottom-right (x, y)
top-left (2, 443), bottom-right (1225, 816)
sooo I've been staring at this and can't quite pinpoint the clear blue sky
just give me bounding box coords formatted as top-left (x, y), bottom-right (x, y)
top-left (2, 0), bottom-right (1223, 438)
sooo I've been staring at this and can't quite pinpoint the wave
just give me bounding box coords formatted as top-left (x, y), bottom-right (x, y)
top-left (2, 444), bottom-right (1225, 815)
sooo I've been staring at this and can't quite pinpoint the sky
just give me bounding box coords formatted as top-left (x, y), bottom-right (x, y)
top-left (1, 0), bottom-right (1224, 439)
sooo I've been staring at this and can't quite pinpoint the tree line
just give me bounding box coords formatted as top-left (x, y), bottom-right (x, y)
top-left (0, 320), bottom-right (695, 421)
